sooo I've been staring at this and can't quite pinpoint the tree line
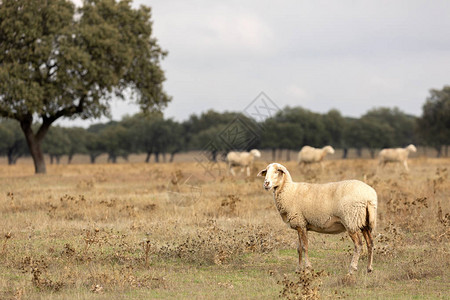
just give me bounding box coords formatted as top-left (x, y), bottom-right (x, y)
top-left (1, 87), bottom-right (449, 164)
top-left (1, 1), bottom-right (449, 173)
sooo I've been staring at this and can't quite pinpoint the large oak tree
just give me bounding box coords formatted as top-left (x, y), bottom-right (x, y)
top-left (0, 0), bottom-right (170, 173)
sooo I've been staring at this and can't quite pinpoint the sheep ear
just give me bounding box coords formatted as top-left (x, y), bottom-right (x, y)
top-left (277, 165), bottom-right (288, 174)
top-left (257, 169), bottom-right (267, 177)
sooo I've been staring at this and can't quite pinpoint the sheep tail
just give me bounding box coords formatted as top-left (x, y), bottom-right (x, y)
top-left (366, 200), bottom-right (377, 232)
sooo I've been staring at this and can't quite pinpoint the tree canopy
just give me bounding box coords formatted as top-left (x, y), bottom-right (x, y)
top-left (417, 86), bottom-right (450, 156)
top-left (0, 0), bottom-right (170, 173)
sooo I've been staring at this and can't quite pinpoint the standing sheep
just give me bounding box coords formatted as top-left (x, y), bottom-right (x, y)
top-left (297, 145), bottom-right (335, 168)
top-left (378, 144), bottom-right (417, 172)
top-left (257, 163), bottom-right (377, 274)
top-left (227, 149), bottom-right (261, 177)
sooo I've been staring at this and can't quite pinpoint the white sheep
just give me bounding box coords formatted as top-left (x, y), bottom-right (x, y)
top-left (257, 163), bottom-right (377, 274)
top-left (378, 144), bottom-right (417, 172)
top-left (226, 149), bottom-right (261, 177)
top-left (297, 145), bottom-right (335, 168)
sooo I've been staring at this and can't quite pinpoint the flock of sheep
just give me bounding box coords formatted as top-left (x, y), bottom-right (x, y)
top-left (227, 144), bottom-right (417, 176)
top-left (226, 144), bottom-right (417, 274)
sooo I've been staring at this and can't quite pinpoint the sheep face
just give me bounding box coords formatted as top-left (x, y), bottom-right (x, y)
top-left (324, 146), bottom-right (335, 154)
top-left (257, 163), bottom-right (287, 191)
top-left (407, 144), bottom-right (417, 153)
top-left (250, 149), bottom-right (262, 158)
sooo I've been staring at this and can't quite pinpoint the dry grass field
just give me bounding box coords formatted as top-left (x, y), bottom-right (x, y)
top-left (0, 157), bottom-right (449, 299)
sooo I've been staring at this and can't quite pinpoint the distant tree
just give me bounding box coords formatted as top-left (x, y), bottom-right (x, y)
top-left (274, 107), bottom-right (327, 148)
top-left (0, 119), bottom-right (28, 164)
top-left (123, 113), bottom-right (184, 163)
top-left (343, 118), bottom-right (367, 158)
top-left (190, 125), bottom-right (228, 162)
top-left (0, 0), bottom-right (169, 174)
top-left (65, 127), bottom-right (88, 164)
top-left (260, 119), bottom-right (303, 161)
top-left (260, 119), bottom-right (281, 160)
top-left (98, 124), bottom-right (130, 163)
top-left (277, 123), bottom-right (304, 161)
top-left (322, 109), bottom-right (345, 148)
top-left (42, 126), bottom-right (70, 164)
top-left (417, 86), bottom-right (450, 156)
top-left (363, 107), bottom-right (416, 147)
top-left (186, 110), bottom-right (259, 161)
top-left (85, 131), bottom-right (103, 164)
top-left (164, 119), bottom-right (185, 162)
top-left (358, 117), bottom-right (394, 158)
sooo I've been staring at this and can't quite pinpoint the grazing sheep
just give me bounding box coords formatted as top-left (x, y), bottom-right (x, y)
top-left (297, 145), bottom-right (335, 168)
top-left (258, 163), bottom-right (377, 274)
top-left (378, 144), bottom-right (417, 172)
top-left (227, 149), bottom-right (261, 177)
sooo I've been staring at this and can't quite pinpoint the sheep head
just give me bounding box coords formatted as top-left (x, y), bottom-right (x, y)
top-left (406, 144), bottom-right (417, 153)
top-left (324, 145), bottom-right (335, 154)
top-left (250, 149), bottom-right (261, 158)
top-left (257, 163), bottom-right (291, 191)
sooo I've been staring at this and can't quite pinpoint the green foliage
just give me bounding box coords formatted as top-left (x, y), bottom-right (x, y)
top-left (273, 107), bottom-right (327, 147)
top-left (417, 86), bottom-right (450, 155)
top-left (42, 126), bottom-right (71, 163)
top-left (322, 109), bottom-right (345, 148)
top-left (0, 0), bottom-right (169, 173)
top-left (65, 127), bottom-right (89, 162)
top-left (0, 119), bottom-right (28, 164)
top-left (363, 107), bottom-right (415, 147)
top-left (123, 113), bottom-right (184, 162)
top-left (98, 124), bottom-right (130, 163)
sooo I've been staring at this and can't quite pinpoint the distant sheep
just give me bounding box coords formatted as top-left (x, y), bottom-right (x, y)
top-left (378, 144), bottom-right (417, 172)
top-left (297, 145), bottom-right (335, 168)
top-left (258, 163), bottom-right (377, 274)
top-left (227, 149), bottom-right (261, 177)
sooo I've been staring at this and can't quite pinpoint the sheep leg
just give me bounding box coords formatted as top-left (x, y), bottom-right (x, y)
top-left (361, 228), bottom-right (374, 273)
top-left (348, 231), bottom-right (363, 274)
top-left (296, 228), bottom-right (312, 269)
top-left (403, 160), bottom-right (409, 171)
top-left (229, 165), bottom-right (236, 176)
top-left (246, 166), bottom-right (250, 177)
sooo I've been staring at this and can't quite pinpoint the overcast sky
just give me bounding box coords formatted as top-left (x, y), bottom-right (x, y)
top-left (60, 0), bottom-right (450, 127)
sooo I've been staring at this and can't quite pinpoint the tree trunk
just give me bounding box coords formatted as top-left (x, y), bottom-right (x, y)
top-left (356, 148), bottom-right (362, 158)
top-left (211, 150), bottom-right (217, 162)
top-left (7, 153), bottom-right (14, 165)
top-left (7, 150), bottom-right (19, 165)
top-left (50, 155), bottom-right (54, 164)
top-left (56, 156), bottom-right (60, 164)
top-left (68, 153), bottom-right (74, 164)
top-left (169, 152), bottom-right (176, 162)
top-left (155, 152), bottom-right (160, 163)
top-left (162, 153), bottom-right (166, 163)
top-left (90, 154), bottom-right (97, 164)
top-left (272, 148), bottom-right (276, 161)
top-left (369, 149), bottom-right (375, 159)
top-left (20, 118), bottom-right (47, 174)
top-left (286, 150), bottom-right (291, 161)
top-left (342, 148), bottom-right (348, 159)
top-left (436, 145), bottom-right (442, 158)
top-left (109, 154), bottom-right (117, 163)
top-left (277, 149), bottom-right (283, 160)
top-left (145, 152), bottom-right (152, 163)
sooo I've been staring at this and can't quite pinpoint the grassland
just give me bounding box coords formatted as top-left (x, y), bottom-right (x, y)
top-left (0, 157), bottom-right (449, 299)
